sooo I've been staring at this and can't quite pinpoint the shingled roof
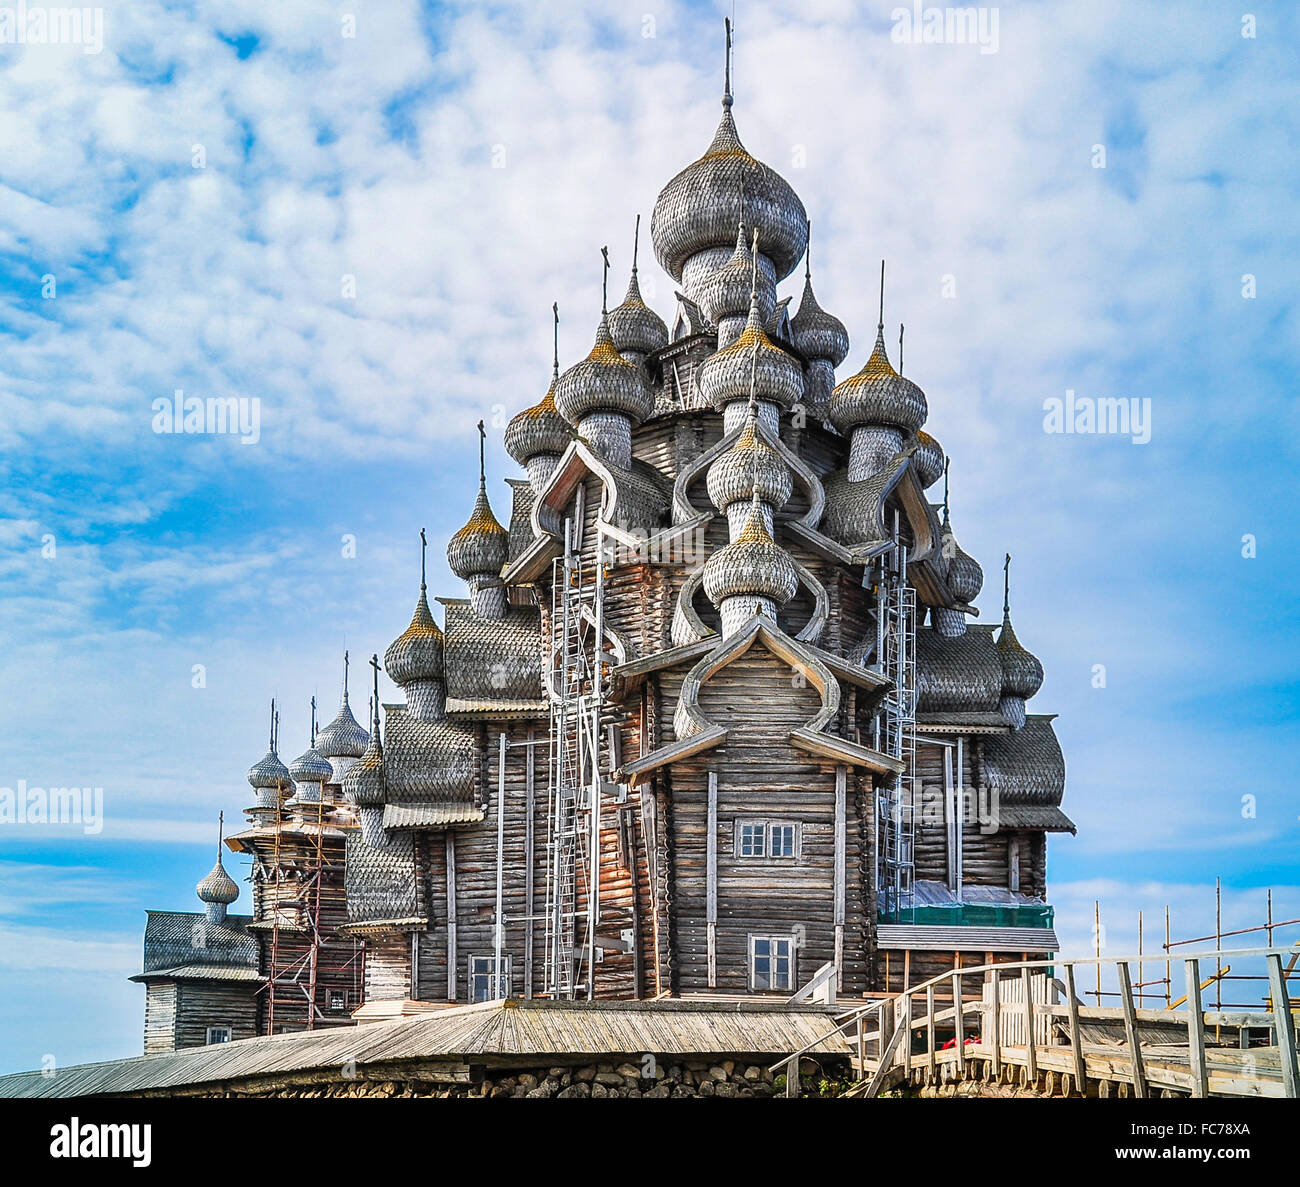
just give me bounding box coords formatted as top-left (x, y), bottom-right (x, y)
top-left (130, 911), bottom-right (259, 982)
top-left (440, 600), bottom-right (545, 714)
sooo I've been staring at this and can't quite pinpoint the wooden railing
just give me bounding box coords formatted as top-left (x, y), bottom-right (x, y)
top-left (774, 945), bottom-right (1300, 1099)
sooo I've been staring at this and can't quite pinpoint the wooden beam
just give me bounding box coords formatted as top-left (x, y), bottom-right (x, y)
top-left (524, 728), bottom-right (535, 999)
top-left (833, 766), bottom-right (846, 993)
top-left (1185, 958), bottom-right (1208, 1099)
top-left (1118, 961), bottom-right (1147, 1098)
top-left (1267, 953), bottom-right (1299, 1099)
top-left (926, 985), bottom-right (936, 1077)
top-left (445, 833), bottom-right (457, 1002)
top-left (989, 971), bottom-right (1002, 1078)
top-left (865, 1010), bottom-right (908, 1098)
top-left (952, 971), bottom-right (965, 1076)
top-left (1064, 964), bottom-right (1086, 1092)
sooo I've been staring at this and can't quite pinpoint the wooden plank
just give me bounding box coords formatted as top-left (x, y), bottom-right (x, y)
top-left (1064, 964), bottom-right (1086, 1092)
top-left (990, 972), bottom-right (1002, 1077)
top-left (952, 971), bottom-right (965, 1076)
top-left (1118, 961), bottom-right (1147, 1098)
top-left (833, 765), bottom-right (846, 992)
top-left (898, 993), bottom-right (913, 1072)
top-left (1022, 967), bottom-right (1037, 1081)
top-left (1267, 953), bottom-right (1299, 1099)
top-left (524, 728), bottom-right (535, 999)
top-left (1185, 958), bottom-right (1208, 1099)
top-left (865, 1010), bottom-right (908, 1098)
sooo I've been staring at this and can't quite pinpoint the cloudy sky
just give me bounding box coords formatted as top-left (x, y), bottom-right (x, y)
top-left (0, 0), bottom-right (1296, 1073)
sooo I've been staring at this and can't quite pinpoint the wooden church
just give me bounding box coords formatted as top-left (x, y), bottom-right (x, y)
top-left (135, 23), bottom-right (1072, 1050)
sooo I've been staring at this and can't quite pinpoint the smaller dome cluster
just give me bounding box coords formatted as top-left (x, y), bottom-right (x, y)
top-left (697, 293), bottom-right (803, 412)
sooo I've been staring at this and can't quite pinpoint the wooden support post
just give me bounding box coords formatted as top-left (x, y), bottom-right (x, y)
top-left (1184, 958), bottom-right (1208, 1099)
top-left (706, 770), bottom-right (717, 987)
top-left (524, 727), bottom-right (535, 999)
top-left (926, 984), bottom-right (936, 1077)
top-left (1064, 963), bottom-right (1086, 1093)
top-left (952, 971), bottom-right (965, 1076)
top-left (1267, 953), bottom-right (1299, 1099)
top-left (833, 766), bottom-right (846, 993)
top-left (1117, 961), bottom-right (1147, 1098)
top-left (445, 833), bottom-right (457, 1002)
top-left (990, 971), bottom-right (1002, 1078)
top-left (898, 993), bottom-right (912, 1072)
top-left (856, 1012), bottom-right (866, 1077)
top-left (1022, 967), bottom-right (1037, 1082)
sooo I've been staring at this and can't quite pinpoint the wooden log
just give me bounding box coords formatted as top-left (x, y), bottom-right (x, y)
top-left (1064, 963), bottom-right (1087, 1093)
top-left (1022, 967), bottom-right (1037, 1081)
top-left (1184, 958), bottom-right (1208, 1099)
top-left (1267, 953), bottom-right (1300, 1099)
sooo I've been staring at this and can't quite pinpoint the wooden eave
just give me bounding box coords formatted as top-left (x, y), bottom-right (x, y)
top-left (788, 727), bottom-right (905, 775)
top-left (619, 725), bottom-right (728, 787)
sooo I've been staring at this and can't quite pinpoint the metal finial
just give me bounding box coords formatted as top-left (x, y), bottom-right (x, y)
top-left (477, 419), bottom-right (486, 486)
top-left (600, 246), bottom-right (610, 315)
top-left (268, 699), bottom-right (275, 750)
top-left (749, 226), bottom-right (759, 306)
top-left (943, 456), bottom-right (951, 518)
top-left (310, 695), bottom-right (318, 746)
top-left (217, 810), bottom-right (224, 861)
top-left (632, 214), bottom-right (640, 276)
top-left (878, 260), bottom-right (885, 330)
top-left (1003, 553), bottom-right (1012, 616)
top-left (723, 17), bottom-right (733, 107)
top-left (899, 323), bottom-right (905, 376)
top-left (419, 527), bottom-right (427, 589)
top-left (805, 219), bottom-right (812, 282)
top-left (552, 302), bottom-right (559, 379)
top-left (342, 649), bottom-right (350, 703)
top-left (369, 653), bottom-right (382, 735)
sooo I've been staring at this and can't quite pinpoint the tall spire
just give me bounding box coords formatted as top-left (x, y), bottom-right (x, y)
top-left (600, 245), bottom-right (610, 314)
top-left (343, 649), bottom-right (350, 704)
top-left (552, 301), bottom-right (560, 380)
top-left (419, 526), bottom-right (427, 590)
top-left (1003, 552), bottom-right (1012, 616)
top-left (216, 810), bottom-right (224, 860)
top-left (878, 259), bottom-right (886, 330)
top-left (805, 218), bottom-right (812, 281)
top-left (310, 696), bottom-right (317, 745)
top-left (899, 323), bottom-right (905, 376)
top-left (723, 16), bottom-right (733, 108)
top-left (477, 418), bottom-right (487, 487)
top-left (631, 214), bottom-right (641, 278)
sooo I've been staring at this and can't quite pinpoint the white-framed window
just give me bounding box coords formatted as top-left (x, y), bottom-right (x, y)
top-left (469, 954), bottom-right (512, 1003)
top-left (205, 1026), bottom-right (232, 1045)
top-left (749, 935), bottom-right (796, 992)
top-left (328, 990), bottom-right (348, 1013)
top-left (734, 819), bottom-right (800, 861)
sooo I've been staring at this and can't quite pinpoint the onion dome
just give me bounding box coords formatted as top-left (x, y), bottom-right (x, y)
top-left (247, 749), bottom-right (291, 792)
top-left (448, 432), bottom-right (510, 580)
top-left (196, 855), bottom-right (239, 906)
top-left (911, 430), bottom-right (945, 490)
top-left (707, 400), bottom-right (792, 513)
top-left (342, 656), bottom-right (387, 808)
top-left (289, 745), bottom-right (333, 785)
top-left (703, 488), bottom-right (799, 607)
top-left (942, 511), bottom-right (984, 604)
top-left (697, 290), bottom-right (803, 411)
top-left (829, 325), bottom-right (927, 437)
top-left (553, 303), bottom-right (654, 428)
top-left (997, 554), bottom-right (1044, 699)
top-left (790, 230), bottom-right (849, 366)
top-left (607, 217), bottom-right (669, 357)
top-left (385, 532), bottom-right (445, 685)
top-left (316, 660), bottom-right (369, 759)
top-left (505, 310), bottom-right (570, 467)
top-left (697, 222), bottom-right (776, 328)
top-left (650, 24), bottom-right (807, 283)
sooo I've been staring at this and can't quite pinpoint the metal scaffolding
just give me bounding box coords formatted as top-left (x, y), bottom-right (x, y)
top-left (542, 522), bottom-right (607, 999)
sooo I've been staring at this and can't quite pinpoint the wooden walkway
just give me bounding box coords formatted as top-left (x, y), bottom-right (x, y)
top-left (776, 945), bottom-right (1300, 1099)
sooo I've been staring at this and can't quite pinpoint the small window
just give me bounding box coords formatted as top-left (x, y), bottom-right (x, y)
top-left (205, 1026), bottom-right (232, 1045)
top-left (734, 819), bottom-right (800, 861)
top-left (328, 991), bottom-right (348, 1013)
top-left (469, 954), bottom-right (511, 1003)
top-left (750, 935), bottom-right (795, 992)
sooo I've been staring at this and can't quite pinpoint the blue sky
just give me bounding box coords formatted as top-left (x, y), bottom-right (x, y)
top-left (1, 0), bottom-right (1297, 1073)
